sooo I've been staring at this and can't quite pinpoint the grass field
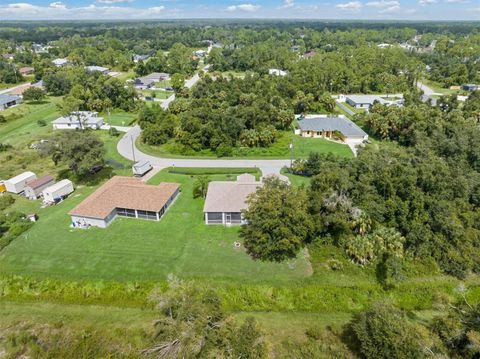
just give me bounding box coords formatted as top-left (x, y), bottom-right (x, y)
top-left (101, 110), bottom-right (137, 127)
top-left (0, 168), bottom-right (310, 283)
top-left (422, 78), bottom-right (466, 95)
top-left (138, 131), bottom-right (353, 160)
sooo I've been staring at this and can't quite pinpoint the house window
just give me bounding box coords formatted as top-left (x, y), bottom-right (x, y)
top-left (207, 212), bottom-right (223, 224)
top-left (306, 131), bottom-right (310, 135)
top-left (317, 131), bottom-right (321, 136)
top-left (229, 212), bottom-right (242, 223)
top-left (117, 208), bottom-right (135, 218)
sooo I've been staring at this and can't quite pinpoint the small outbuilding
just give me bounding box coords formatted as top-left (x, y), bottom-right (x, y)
top-left (24, 175), bottom-right (55, 200)
top-left (132, 160), bottom-right (153, 177)
top-left (42, 179), bottom-right (74, 203)
top-left (4, 171), bottom-right (37, 194)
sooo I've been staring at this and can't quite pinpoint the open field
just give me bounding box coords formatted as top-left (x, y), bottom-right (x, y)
top-left (0, 168), bottom-right (310, 283)
top-left (422, 78), bottom-right (467, 95)
top-left (101, 110), bottom-right (137, 127)
top-left (138, 130), bottom-right (354, 160)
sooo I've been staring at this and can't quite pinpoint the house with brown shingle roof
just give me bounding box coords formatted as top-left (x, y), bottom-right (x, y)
top-left (203, 174), bottom-right (262, 225)
top-left (69, 176), bottom-right (180, 228)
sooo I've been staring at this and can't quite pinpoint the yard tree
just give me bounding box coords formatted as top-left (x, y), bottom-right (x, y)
top-left (22, 87), bottom-right (46, 102)
top-left (170, 73), bottom-right (185, 93)
top-left (51, 131), bottom-right (105, 178)
top-left (241, 176), bottom-right (313, 262)
top-left (192, 175), bottom-right (210, 198)
top-left (350, 302), bottom-right (426, 359)
top-left (144, 276), bottom-right (267, 358)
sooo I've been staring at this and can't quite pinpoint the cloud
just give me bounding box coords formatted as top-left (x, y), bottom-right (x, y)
top-left (49, 1), bottom-right (66, 9)
top-left (280, 0), bottom-right (294, 8)
top-left (226, 3), bottom-right (260, 12)
top-left (419, 0), bottom-right (437, 4)
top-left (379, 4), bottom-right (400, 12)
top-left (0, 2), bottom-right (172, 19)
top-left (365, 0), bottom-right (399, 7)
top-left (335, 1), bottom-right (362, 11)
top-left (444, 0), bottom-right (468, 3)
top-left (97, 0), bottom-right (133, 4)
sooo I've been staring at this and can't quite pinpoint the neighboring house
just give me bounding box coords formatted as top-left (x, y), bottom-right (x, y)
top-left (303, 50), bottom-right (317, 59)
top-left (462, 84), bottom-right (479, 91)
top-left (4, 171), bottom-right (37, 194)
top-left (24, 175), bottom-right (55, 200)
top-left (295, 115), bottom-right (368, 143)
top-left (18, 67), bottom-right (34, 76)
top-left (42, 179), bottom-right (74, 203)
top-left (203, 174), bottom-right (262, 226)
top-left (69, 176), bottom-right (180, 228)
top-left (2, 54), bottom-right (14, 61)
top-left (268, 69), bottom-right (287, 77)
top-left (52, 58), bottom-right (68, 67)
top-left (133, 54), bottom-right (150, 63)
top-left (343, 94), bottom-right (404, 110)
top-left (377, 43), bottom-right (392, 49)
top-left (32, 43), bottom-right (51, 54)
top-left (85, 65), bottom-right (109, 74)
top-left (290, 45), bottom-right (301, 52)
top-left (194, 49), bottom-right (207, 57)
top-left (133, 72), bottom-right (170, 89)
top-left (52, 111), bottom-right (104, 130)
top-left (0, 94), bottom-right (22, 110)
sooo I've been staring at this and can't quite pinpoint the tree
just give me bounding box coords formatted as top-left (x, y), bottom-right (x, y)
top-left (144, 276), bottom-right (267, 358)
top-left (22, 87), bottom-right (46, 102)
top-left (170, 73), bottom-right (185, 93)
top-left (192, 175), bottom-right (210, 198)
top-left (51, 131), bottom-right (105, 178)
top-left (241, 176), bottom-right (313, 262)
top-left (350, 302), bottom-right (425, 359)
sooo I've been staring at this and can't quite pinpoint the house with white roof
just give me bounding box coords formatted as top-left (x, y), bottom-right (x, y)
top-left (203, 174), bottom-right (263, 225)
top-left (85, 66), bottom-right (109, 74)
top-left (52, 58), bottom-right (68, 67)
top-left (52, 111), bottom-right (104, 130)
top-left (268, 69), bottom-right (288, 77)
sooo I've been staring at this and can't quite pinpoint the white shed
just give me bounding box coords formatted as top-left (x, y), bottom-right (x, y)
top-left (132, 160), bottom-right (152, 177)
top-left (5, 171), bottom-right (37, 194)
top-left (42, 179), bottom-right (74, 203)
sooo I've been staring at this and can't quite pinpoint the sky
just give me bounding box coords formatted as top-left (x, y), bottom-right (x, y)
top-left (0, 0), bottom-right (478, 21)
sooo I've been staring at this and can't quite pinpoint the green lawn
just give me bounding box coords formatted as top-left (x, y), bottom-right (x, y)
top-left (138, 131), bottom-right (353, 160)
top-left (138, 89), bottom-right (172, 100)
top-left (0, 168), bottom-right (310, 283)
top-left (101, 110), bottom-right (137, 127)
top-left (422, 78), bottom-right (466, 95)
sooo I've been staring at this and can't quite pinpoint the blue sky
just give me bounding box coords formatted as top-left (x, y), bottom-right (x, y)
top-left (0, 0), bottom-right (478, 20)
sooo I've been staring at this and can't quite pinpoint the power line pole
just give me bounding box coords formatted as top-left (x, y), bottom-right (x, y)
top-left (131, 135), bottom-right (136, 163)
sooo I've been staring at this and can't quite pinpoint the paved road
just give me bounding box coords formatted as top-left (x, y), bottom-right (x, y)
top-left (117, 125), bottom-right (290, 178)
top-left (416, 81), bottom-right (441, 96)
top-left (0, 82), bottom-right (30, 95)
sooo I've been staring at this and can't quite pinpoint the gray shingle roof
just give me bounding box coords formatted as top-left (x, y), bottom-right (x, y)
top-left (297, 116), bottom-right (367, 138)
top-left (0, 94), bottom-right (21, 106)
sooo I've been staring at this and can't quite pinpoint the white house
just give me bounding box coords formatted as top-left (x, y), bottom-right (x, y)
top-left (194, 49), bottom-right (207, 57)
top-left (4, 171), bottom-right (37, 194)
top-left (52, 111), bottom-right (104, 130)
top-left (203, 174), bottom-right (262, 225)
top-left (295, 114), bottom-right (368, 143)
top-left (24, 175), bottom-right (55, 200)
top-left (42, 179), bottom-right (74, 203)
top-left (343, 94), bottom-right (404, 110)
top-left (0, 94), bottom-right (21, 110)
top-left (133, 72), bottom-right (170, 89)
top-left (268, 69), bottom-right (287, 77)
top-left (52, 58), bottom-right (68, 67)
top-left (85, 66), bottom-right (109, 74)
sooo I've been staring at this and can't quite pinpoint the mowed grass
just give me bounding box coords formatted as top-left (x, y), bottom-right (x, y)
top-left (138, 131), bottom-right (353, 160)
top-left (101, 110), bottom-right (137, 127)
top-left (0, 169), bottom-right (310, 283)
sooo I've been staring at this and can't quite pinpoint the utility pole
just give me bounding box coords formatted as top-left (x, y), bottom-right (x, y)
top-left (131, 135), bottom-right (136, 163)
top-left (289, 142), bottom-right (294, 169)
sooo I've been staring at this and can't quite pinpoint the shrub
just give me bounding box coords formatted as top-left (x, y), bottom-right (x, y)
top-left (0, 195), bottom-right (16, 210)
top-left (37, 119), bottom-right (47, 127)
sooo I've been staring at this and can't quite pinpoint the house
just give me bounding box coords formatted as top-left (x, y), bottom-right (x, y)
top-left (18, 67), bottom-right (34, 76)
top-left (133, 54), bottom-right (150, 63)
top-left (203, 174), bottom-right (262, 225)
top-left (462, 84), bottom-right (479, 91)
top-left (290, 45), bottom-right (301, 52)
top-left (132, 160), bottom-right (152, 177)
top-left (377, 43), bottom-right (392, 49)
top-left (194, 49), bottom-right (207, 57)
top-left (0, 94), bottom-right (22, 110)
top-left (52, 58), bottom-right (68, 67)
top-left (4, 171), bottom-right (37, 194)
top-left (42, 179), bottom-right (74, 203)
top-left (52, 111), bottom-right (104, 130)
top-left (69, 176), bottom-right (180, 228)
top-left (296, 115), bottom-right (368, 143)
top-left (32, 43), bottom-right (51, 54)
top-left (344, 94), bottom-right (404, 110)
top-left (268, 69), bottom-right (287, 77)
top-left (134, 72), bottom-right (170, 89)
top-left (303, 50), bottom-right (317, 59)
top-left (24, 175), bottom-right (55, 200)
top-left (85, 66), bottom-right (109, 74)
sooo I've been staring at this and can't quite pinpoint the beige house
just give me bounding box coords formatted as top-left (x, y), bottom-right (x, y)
top-left (296, 115), bottom-right (368, 142)
top-left (203, 174), bottom-right (262, 225)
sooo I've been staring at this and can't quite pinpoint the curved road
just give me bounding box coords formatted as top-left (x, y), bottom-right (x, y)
top-left (117, 125), bottom-right (290, 178)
